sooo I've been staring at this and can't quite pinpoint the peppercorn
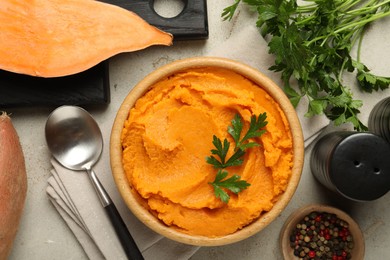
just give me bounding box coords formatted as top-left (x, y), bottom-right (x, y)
top-left (289, 211), bottom-right (354, 260)
top-left (308, 250), bottom-right (316, 258)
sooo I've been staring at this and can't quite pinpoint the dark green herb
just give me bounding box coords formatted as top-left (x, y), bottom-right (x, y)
top-left (353, 60), bottom-right (390, 93)
top-left (229, 113), bottom-right (267, 151)
top-left (209, 170), bottom-right (251, 203)
top-left (207, 113), bottom-right (267, 203)
top-left (206, 135), bottom-right (246, 169)
top-left (223, 0), bottom-right (390, 131)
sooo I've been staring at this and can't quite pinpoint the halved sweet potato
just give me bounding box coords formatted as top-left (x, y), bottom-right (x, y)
top-left (0, 0), bottom-right (173, 77)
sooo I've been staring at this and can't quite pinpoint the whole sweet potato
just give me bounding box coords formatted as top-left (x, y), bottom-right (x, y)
top-left (0, 113), bottom-right (27, 260)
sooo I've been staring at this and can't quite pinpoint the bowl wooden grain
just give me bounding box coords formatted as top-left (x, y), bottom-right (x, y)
top-left (110, 57), bottom-right (304, 246)
top-left (280, 204), bottom-right (365, 260)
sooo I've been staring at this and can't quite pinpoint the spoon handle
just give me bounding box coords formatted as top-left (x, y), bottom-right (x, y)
top-left (87, 169), bottom-right (144, 260)
top-left (105, 203), bottom-right (144, 260)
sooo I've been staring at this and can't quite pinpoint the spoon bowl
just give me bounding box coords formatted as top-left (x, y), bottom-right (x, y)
top-left (45, 106), bottom-right (102, 171)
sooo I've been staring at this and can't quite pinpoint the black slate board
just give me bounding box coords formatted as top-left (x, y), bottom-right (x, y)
top-left (0, 0), bottom-right (208, 107)
top-left (104, 0), bottom-right (209, 40)
top-left (0, 62), bottom-right (110, 108)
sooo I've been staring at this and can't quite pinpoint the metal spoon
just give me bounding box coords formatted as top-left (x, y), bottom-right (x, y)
top-left (45, 105), bottom-right (143, 260)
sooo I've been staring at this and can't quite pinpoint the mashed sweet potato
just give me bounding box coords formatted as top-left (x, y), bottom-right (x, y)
top-left (121, 67), bottom-right (293, 237)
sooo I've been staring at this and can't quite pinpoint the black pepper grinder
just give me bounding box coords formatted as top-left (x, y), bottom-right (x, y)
top-left (310, 131), bottom-right (390, 201)
top-left (368, 97), bottom-right (390, 143)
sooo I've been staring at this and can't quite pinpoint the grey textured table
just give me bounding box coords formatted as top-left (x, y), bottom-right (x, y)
top-left (7, 1), bottom-right (390, 259)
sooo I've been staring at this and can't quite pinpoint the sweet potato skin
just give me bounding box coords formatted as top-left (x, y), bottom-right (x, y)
top-left (0, 113), bottom-right (27, 260)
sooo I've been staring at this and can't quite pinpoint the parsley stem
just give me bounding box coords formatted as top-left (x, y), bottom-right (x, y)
top-left (336, 24), bottom-right (364, 81)
top-left (339, 60), bottom-right (348, 83)
top-left (305, 8), bottom-right (390, 47)
top-left (345, 0), bottom-right (390, 16)
top-left (356, 26), bottom-right (366, 63)
top-left (334, 11), bottom-right (390, 34)
top-left (336, 0), bottom-right (361, 13)
top-left (296, 4), bottom-right (317, 14)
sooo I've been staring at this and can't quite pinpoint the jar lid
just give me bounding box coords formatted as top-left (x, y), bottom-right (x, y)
top-left (329, 132), bottom-right (390, 201)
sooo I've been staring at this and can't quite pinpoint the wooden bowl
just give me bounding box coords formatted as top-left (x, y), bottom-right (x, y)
top-left (280, 204), bottom-right (365, 260)
top-left (110, 57), bottom-right (304, 246)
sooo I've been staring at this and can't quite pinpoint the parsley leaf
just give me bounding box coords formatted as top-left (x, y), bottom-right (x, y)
top-left (222, 0), bottom-right (242, 21)
top-left (353, 60), bottom-right (390, 93)
top-left (209, 170), bottom-right (251, 203)
top-left (230, 113), bottom-right (268, 150)
top-left (206, 136), bottom-right (245, 168)
top-left (207, 113), bottom-right (267, 203)
top-left (228, 114), bottom-right (243, 146)
top-left (206, 136), bottom-right (230, 168)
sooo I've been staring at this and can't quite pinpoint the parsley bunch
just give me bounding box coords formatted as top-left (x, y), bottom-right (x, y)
top-left (207, 113), bottom-right (267, 203)
top-left (223, 0), bottom-right (390, 131)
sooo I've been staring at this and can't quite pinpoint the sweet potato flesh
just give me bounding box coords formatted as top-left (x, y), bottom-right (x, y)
top-left (0, 0), bottom-right (173, 77)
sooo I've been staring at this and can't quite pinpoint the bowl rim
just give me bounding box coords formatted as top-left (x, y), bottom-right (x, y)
top-left (279, 204), bottom-right (365, 260)
top-left (110, 56), bottom-right (305, 246)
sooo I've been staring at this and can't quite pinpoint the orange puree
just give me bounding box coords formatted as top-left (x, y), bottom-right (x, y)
top-left (121, 67), bottom-right (293, 237)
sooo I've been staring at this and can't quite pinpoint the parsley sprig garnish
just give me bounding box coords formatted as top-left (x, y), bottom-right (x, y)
top-left (206, 113), bottom-right (268, 203)
top-left (222, 0), bottom-right (390, 131)
top-left (229, 113), bottom-right (267, 150)
top-left (209, 170), bottom-right (250, 204)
